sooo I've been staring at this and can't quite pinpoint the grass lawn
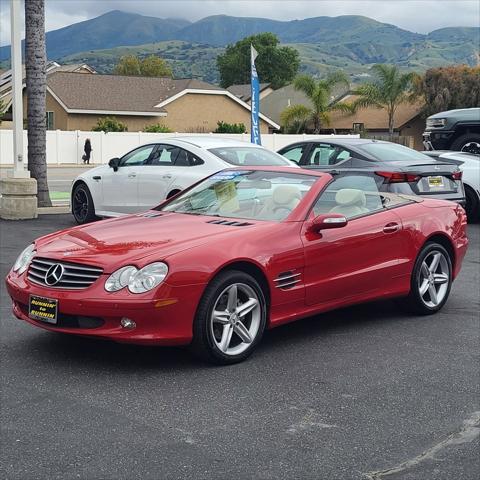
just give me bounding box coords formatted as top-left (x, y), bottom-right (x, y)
top-left (49, 191), bottom-right (70, 201)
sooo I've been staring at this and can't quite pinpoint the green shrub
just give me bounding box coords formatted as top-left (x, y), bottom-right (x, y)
top-left (214, 121), bottom-right (247, 133)
top-left (143, 123), bottom-right (172, 133)
top-left (92, 116), bottom-right (128, 132)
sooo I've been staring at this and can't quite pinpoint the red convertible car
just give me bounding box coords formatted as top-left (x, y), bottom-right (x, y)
top-left (6, 167), bottom-right (468, 364)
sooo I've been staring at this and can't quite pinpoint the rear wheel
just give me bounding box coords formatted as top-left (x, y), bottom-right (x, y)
top-left (403, 243), bottom-right (452, 315)
top-left (72, 183), bottom-right (98, 224)
top-left (464, 185), bottom-right (480, 223)
top-left (191, 270), bottom-right (267, 364)
top-left (451, 133), bottom-right (480, 154)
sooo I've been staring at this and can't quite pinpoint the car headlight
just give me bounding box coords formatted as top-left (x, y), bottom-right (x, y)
top-left (13, 244), bottom-right (36, 274)
top-left (426, 118), bottom-right (447, 128)
top-left (105, 265), bottom-right (138, 292)
top-left (104, 262), bottom-right (168, 293)
top-left (128, 262), bottom-right (169, 294)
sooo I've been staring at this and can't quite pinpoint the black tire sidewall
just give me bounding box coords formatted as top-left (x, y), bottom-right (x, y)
top-left (72, 183), bottom-right (96, 224)
top-left (451, 133), bottom-right (480, 153)
top-left (408, 243), bottom-right (452, 314)
top-left (192, 270), bottom-right (267, 364)
top-left (464, 185), bottom-right (480, 223)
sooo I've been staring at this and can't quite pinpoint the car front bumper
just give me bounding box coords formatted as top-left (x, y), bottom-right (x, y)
top-left (423, 130), bottom-right (456, 150)
top-left (5, 271), bottom-right (206, 346)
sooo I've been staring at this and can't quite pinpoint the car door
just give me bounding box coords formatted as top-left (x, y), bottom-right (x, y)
top-left (101, 144), bottom-right (156, 214)
top-left (302, 173), bottom-right (411, 306)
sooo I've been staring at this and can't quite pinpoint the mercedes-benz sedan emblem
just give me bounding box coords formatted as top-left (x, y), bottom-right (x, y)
top-left (45, 264), bottom-right (64, 286)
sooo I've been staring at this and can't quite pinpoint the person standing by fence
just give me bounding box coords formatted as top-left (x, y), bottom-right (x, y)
top-left (82, 138), bottom-right (92, 164)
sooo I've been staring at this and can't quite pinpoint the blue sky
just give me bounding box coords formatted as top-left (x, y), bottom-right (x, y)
top-left (1, 0), bottom-right (479, 45)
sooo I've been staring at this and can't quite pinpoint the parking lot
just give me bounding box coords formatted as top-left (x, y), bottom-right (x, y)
top-left (1, 215), bottom-right (479, 480)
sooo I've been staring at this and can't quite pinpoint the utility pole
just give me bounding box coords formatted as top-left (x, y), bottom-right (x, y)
top-left (11, 0), bottom-right (29, 178)
top-left (0, 0), bottom-right (37, 219)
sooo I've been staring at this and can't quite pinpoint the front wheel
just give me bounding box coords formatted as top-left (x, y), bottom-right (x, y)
top-left (403, 243), bottom-right (452, 315)
top-left (72, 183), bottom-right (98, 224)
top-left (191, 270), bottom-right (267, 364)
top-left (451, 133), bottom-right (480, 154)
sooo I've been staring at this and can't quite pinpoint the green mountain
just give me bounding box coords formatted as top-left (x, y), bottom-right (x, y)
top-left (1, 11), bottom-right (478, 84)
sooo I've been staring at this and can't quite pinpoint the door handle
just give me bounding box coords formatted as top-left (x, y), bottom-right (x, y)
top-left (162, 174), bottom-right (172, 179)
top-left (383, 222), bottom-right (400, 234)
top-left (92, 175), bottom-right (101, 181)
top-left (128, 172), bottom-right (137, 178)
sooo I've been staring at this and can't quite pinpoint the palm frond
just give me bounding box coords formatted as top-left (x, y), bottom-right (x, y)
top-left (293, 75), bottom-right (316, 98)
top-left (280, 104), bottom-right (313, 128)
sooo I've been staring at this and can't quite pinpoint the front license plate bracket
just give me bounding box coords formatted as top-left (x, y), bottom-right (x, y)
top-left (29, 295), bottom-right (58, 324)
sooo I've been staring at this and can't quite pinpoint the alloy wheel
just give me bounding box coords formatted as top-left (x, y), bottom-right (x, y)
top-left (210, 283), bottom-right (261, 356)
top-left (417, 250), bottom-right (450, 308)
top-left (461, 142), bottom-right (480, 155)
top-left (73, 188), bottom-right (89, 222)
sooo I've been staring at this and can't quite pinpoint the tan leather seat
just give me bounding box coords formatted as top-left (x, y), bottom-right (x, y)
top-left (258, 185), bottom-right (301, 220)
top-left (330, 188), bottom-right (369, 217)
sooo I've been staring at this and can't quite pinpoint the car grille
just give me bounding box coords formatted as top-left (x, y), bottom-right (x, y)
top-left (274, 271), bottom-right (301, 289)
top-left (27, 257), bottom-right (103, 290)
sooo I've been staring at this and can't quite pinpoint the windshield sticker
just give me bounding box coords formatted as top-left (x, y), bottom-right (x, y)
top-left (214, 181), bottom-right (239, 212)
top-left (211, 171), bottom-right (249, 180)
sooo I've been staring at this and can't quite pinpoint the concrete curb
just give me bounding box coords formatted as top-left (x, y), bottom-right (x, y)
top-left (37, 206), bottom-right (71, 215)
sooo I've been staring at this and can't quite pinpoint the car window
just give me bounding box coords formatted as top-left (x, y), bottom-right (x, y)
top-left (358, 143), bottom-right (434, 162)
top-left (120, 145), bottom-right (156, 167)
top-left (313, 174), bottom-right (385, 219)
top-left (307, 144), bottom-right (351, 166)
top-left (280, 145), bottom-right (306, 164)
top-left (150, 145), bottom-right (181, 166)
top-left (209, 147), bottom-right (290, 166)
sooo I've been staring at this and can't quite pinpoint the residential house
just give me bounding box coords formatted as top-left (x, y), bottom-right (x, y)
top-left (326, 94), bottom-right (425, 150)
top-left (227, 83), bottom-right (274, 103)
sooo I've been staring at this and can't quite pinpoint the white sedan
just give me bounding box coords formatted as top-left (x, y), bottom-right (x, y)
top-left (424, 150), bottom-right (480, 222)
top-left (71, 137), bottom-right (296, 223)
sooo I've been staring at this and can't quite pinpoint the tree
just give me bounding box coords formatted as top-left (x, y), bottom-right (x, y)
top-left (352, 64), bottom-right (419, 135)
top-left (114, 55), bottom-right (173, 77)
top-left (414, 65), bottom-right (480, 116)
top-left (92, 117), bottom-right (128, 132)
top-left (25, 0), bottom-right (51, 207)
top-left (280, 104), bottom-right (311, 133)
top-left (281, 72), bottom-right (352, 134)
top-left (217, 33), bottom-right (300, 89)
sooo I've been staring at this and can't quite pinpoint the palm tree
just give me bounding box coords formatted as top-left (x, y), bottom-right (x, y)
top-left (281, 72), bottom-right (352, 134)
top-left (352, 64), bottom-right (418, 136)
top-left (25, 0), bottom-right (51, 207)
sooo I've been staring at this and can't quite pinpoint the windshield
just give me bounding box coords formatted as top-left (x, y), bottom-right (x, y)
top-left (209, 146), bottom-right (290, 166)
top-left (358, 143), bottom-right (434, 162)
top-left (160, 170), bottom-right (317, 221)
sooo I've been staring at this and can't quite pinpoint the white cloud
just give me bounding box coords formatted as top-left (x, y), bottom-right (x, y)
top-left (1, 0), bottom-right (479, 46)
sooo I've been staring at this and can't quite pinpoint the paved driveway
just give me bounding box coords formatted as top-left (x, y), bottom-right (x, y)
top-left (1, 215), bottom-right (479, 480)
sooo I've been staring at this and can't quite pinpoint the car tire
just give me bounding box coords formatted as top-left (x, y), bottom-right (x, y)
top-left (403, 242), bottom-right (452, 315)
top-left (450, 133), bottom-right (480, 154)
top-left (464, 185), bottom-right (480, 223)
top-left (191, 270), bottom-right (267, 365)
top-left (167, 189), bottom-right (181, 199)
top-left (72, 182), bottom-right (98, 224)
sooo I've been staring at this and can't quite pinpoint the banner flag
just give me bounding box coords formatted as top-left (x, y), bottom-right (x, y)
top-left (250, 44), bottom-right (261, 145)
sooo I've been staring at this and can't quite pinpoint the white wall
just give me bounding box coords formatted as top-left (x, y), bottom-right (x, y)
top-left (0, 130), bottom-right (359, 165)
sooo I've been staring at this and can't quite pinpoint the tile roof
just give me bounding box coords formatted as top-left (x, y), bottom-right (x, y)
top-left (329, 94), bottom-right (423, 130)
top-left (47, 72), bottom-right (223, 114)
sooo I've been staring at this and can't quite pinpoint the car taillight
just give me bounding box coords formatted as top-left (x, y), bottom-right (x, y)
top-left (451, 171), bottom-right (463, 181)
top-left (376, 171), bottom-right (420, 183)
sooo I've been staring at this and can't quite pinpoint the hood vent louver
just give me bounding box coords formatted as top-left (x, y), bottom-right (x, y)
top-left (136, 212), bottom-right (164, 218)
top-left (274, 271), bottom-right (301, 290)
top-left (206, 219), bottom-right (254, 227)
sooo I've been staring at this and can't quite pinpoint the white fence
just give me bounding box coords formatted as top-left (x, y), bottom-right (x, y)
top-left (0, 130), bottom-right (359, 166)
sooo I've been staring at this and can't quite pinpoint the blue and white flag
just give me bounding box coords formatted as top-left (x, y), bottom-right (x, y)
top-left (250, 44), bottom-right (261, 145)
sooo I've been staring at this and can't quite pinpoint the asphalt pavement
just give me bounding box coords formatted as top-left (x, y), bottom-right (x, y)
top-left (1, 215), bottom-right (479, 480)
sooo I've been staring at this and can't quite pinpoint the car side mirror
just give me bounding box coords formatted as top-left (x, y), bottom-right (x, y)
top-left (307, 214), bottom-right (348, 233)
top-left (108, 157), bottom-right (120, 172)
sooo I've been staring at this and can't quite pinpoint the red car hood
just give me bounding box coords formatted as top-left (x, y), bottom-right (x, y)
top-left (35, 212), bottom-right (267, 273)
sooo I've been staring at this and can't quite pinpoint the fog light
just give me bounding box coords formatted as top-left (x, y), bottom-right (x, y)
top-left (120, 318), bottom-right (136, 330)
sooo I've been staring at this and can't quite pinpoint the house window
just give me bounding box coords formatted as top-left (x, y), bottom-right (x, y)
top-left (46, 111), bottom-right (54, 130)
top-left (353, 122), bottom-right (364, 132)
